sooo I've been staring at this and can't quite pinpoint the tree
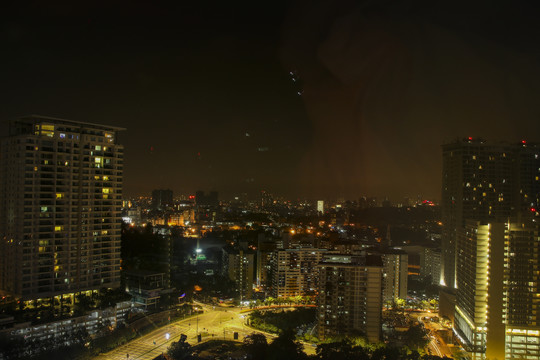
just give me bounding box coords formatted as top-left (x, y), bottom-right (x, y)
top-left (243, 333), bottom-right (268, 360)
top-left (265, 297), bottom-right (275, 306)
top-left (371, 346), bottom-right (406, 360)
top-left (167, 340), bottom-right (195, 360)
top-left (316, 339), bottom-right (369, 360)
top-left (267, 329), bottom-right (306, 360)
top-left (405, 324), bottom-right (428, 350)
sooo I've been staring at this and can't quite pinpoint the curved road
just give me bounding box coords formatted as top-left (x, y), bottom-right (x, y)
top-left (93, 303), bottom-right (317, 360)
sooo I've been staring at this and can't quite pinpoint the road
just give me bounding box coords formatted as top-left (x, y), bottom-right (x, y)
top-left (93, 303), bottom-right (315, 360)
top-left (413, 312), bottom-right (453, 358)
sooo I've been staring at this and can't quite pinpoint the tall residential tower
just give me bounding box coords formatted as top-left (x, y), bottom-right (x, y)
top-left (441, 138), bottom-right (540, 289)
top-left (317, 254), bottom-right (383, 343)
top-left (0, 116), bottom-right (124, 300)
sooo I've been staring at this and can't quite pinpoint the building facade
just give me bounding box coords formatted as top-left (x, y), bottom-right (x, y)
top-left (381, 251), bottom-right (408, 304)
top-left (441, 138), bottom-right (540, 289)
top-left (151, 189), bottom-right (173, 210)
top-left (222, 246), bottom-right (254, 301)
top-left (423, 247), bottom-right (441, 286)
top-left (454, 221), bottom-right (540, 360)
top-left (271, 248), bottom-right (327, 298)
top-left (0, 116), bottom-right (124, 300)
top-left (317, 254), bottom-right (383, 343)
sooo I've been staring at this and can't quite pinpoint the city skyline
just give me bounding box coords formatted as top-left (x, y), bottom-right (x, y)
top-left (2, 2), bottom-right (540, 200)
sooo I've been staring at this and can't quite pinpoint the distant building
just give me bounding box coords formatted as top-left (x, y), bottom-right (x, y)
top-left (359, 196), bottom-right (377, 209)
top-left (256, 235), bottom-right (276, 289)
top-left (422, 247), bottom-right (441, 285)
top-left (0, 115), bottom-right (124, 300)
top-left (317, 254), bottom-right (383, 343)
top-left (222, 245), bottom-right (254, 301)
top-left (123, 207), bottom-right (142, 225)
top-left (381, 250), bottom-right (408, 304)
top-left (151, 189), bottom-right (173, 210)
top-left (399, 245), bottom-right (424, 279)
top-left (195, 191), bottom-right (219, 207)
top-left (124, 270), bottom-right (166, 309)
top-left (271, 248), bottom-right (327, 298)
top-left (317, 200), bottom-right (324, 213)
top-left (261, 190), bottom-right (273, 209)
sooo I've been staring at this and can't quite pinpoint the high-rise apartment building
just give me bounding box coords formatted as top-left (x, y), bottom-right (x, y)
top-left (0, 115), bottom-right (124, 300)
top-left (317, 254), bottom-right (383, 343)
top-left (271, 248), bottom-right (327, 298)
top-left (222, 245), bottom-right (254, 301)
top-left (454, 221), bottom-right (540, 360)
top-left (423, 247), bottom-right (441, 286)
top-left (256, 235), bottom-right (276, 289)
top-left (441, 138), bottom-right (540, 289)
top-left (381, 250), bottom-right (408, 304)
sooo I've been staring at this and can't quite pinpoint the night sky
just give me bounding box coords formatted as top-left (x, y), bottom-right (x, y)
top-left (1, 1), bottom-right (540, 201)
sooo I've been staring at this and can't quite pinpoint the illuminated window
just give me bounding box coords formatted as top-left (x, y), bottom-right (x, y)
top-left (41, 124), bottom-right (55, 137)
top-left (55, 226), bottom-right (63, 231)
top-left (102, 188), bottom-right (110, 194)
top-left (103, 176), bottom-right (109, 180)
top-left (95, 145), bottom-right (101, 151)
top-left (56, 193), bottom-right (64, 199)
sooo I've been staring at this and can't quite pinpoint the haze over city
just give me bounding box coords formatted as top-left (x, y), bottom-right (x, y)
top-left (2, 1), bottom-right (540, 201)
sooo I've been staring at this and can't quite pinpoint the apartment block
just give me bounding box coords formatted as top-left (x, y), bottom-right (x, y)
top-left (0, 115), bottom-right (124, 300)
